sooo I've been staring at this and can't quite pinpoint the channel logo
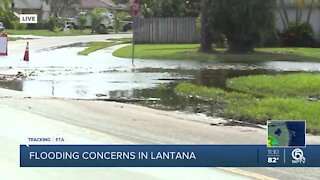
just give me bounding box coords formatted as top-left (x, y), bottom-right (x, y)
top-left (291, 148), bottom-right (306, 164)
top-left (20, 14), bottom-right (38, 24)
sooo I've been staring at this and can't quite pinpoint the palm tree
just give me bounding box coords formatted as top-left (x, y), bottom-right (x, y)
top-left (76, 13), bottom-right (87, 32)
top-left (0, 0), bottom-right (14, 29)
top-left (113, 11), bottom-right (130, 33)
top-left (91, 8), bottom-right (108, 34)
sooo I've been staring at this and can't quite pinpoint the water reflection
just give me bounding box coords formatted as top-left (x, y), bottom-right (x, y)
top-left (192, 69), bottom-right (278, 89)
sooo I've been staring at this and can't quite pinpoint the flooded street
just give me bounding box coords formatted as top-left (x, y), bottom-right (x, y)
top-left (1, 44), bottom-right (320, 110)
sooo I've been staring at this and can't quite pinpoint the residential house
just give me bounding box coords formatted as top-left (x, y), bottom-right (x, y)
top-left (12, 0), bottom-right (50, 20)
top-left (11, 0), bottom-right (130, 20)
top-left (275, 0), bottom-right (320, 35)
top-left (62, 0), bottom-right (131, 17)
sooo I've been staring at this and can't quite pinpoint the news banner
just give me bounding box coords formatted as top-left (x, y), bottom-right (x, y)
top-left (20, 120), bottom-right (320, 167)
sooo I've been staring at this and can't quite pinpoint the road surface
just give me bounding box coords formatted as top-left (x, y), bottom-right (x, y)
top-left (8, 34), bottom-right (132, 54)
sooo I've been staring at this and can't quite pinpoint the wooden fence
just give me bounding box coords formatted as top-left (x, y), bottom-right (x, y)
top-left (133, 17), bottom-right (197, 43)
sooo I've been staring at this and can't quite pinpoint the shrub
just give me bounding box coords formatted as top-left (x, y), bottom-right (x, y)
top-left (257, 30), bottom-right (281, 47)
top-left (0, 7), bottom-right (14, 29)
top-left (48, 16), bottom-right (64, 31)
top-left (113, 11), bottom-right (130, 33)
top-left (91, 8), bottom-right (107, 34)
top-left (281, 22), bottom-right (315, 47)
top-left (76, 14), bottom-right (87, 31)
top-left (36, 20), bottom-right (50, 29)
top-left (12, 20), bottom-right (27, 30)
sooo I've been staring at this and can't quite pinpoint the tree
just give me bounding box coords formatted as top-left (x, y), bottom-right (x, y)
top-left (0, 0), bottom-right (14, 28)
top-left (76, 13), bottom-right (87, 32)
top-left (199, 0), bottom-right (212, 53)
top-left (112, 0), bottom-right (198, 17)
top-left (140, 3), bottom-right (154, 18)
top-left (113, 11), bottom-right (130, 33)
top-left (91, 8), bottom-right (108, 34)
top-left (186, 0), bottom-right (201, 17)
top-left (207, 0), bottom-right (276, 53)
top-left (0, 0), bottom-right (9, 16)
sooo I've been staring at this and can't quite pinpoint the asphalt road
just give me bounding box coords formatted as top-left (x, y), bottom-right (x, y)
top-left (1, 35), bottom-right (320, 180)
top-left (0, 87), bottom-right (319, 180)
top-left (0, 95), bottom-right (251, 180)
top-left (8, 34), bottom-right (132, 54)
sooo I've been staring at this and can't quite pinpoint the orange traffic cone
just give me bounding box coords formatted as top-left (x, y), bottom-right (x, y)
top-left (23, 42), bottom-right (29, 61)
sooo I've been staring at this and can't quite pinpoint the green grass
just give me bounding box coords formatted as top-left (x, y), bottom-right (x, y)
top-left (225, 97), bottom-right (320, 134)
top-left (113, 44), bottom-right (215, 61)
top-left (8, 37), bottom-right (35, 41)
top-left (174, 78), bottom-right (320, 134)
top-left (78, 42), bottom-right (119, 55)
top-left (227, 73), bottom-right (320, 98)
top-left (113, 44), bottom-right (320, 62)
top-left (258, 47), bottom-right (320, 60)
top-left (78, 38), bottom-right (132, 55)
top-left (5, 29), bottom-right (92, 36)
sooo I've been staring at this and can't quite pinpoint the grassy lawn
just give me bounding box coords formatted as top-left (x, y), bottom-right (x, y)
top-left (113, 44), bottom-right (320, 62)
top-left (227, 73), bottom-right (320, 98)
top-left (5, 29), bottom-right (93, 36)
top-left (174, 73), bottom-right (320, 134)
top-left (78, 38), bottom-right (132, 55)
top-left (78, 42), bottom-right (119, 55)
top-left (258, 48), bottom-right (320, 60)
top-left (113, 44), bottom-right (215, 61)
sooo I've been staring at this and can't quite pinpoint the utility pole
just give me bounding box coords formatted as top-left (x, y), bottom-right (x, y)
top-left (132, 0), bottom-right (139, 66)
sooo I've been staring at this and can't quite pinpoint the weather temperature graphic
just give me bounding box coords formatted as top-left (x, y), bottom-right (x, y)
top-left (267, 121), bottom-right (306, 147)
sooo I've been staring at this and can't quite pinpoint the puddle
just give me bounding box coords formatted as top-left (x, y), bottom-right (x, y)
top-left (263, 61), bottom-right (320, 71)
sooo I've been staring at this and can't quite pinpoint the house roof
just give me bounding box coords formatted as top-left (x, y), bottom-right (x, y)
top-left (80, 0), bottom-right (112, 9)
top-left (80, 0), bottom-right (130, 10)
top-left (13, 0), bottom-right (42, 9)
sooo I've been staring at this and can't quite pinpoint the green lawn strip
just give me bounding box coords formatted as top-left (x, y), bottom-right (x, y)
top-left (174, 82), bottom-right (320, 134)
top-left (78, 38), bottom-right (132, 56)
top-left (227, 73), bottom-right (320, 98)
top-left (8, 37), bottom-right (35, 41)
top-left (113, 44), bottom-right (320, 62)
top-left (78, 42), bottom-right (118, 55)
top-left (113, 44), bottom-right (215, 61)
top-left (5, 29), bottom-right (92, 36)
top-left (257, 48), bottom-right (320, 60)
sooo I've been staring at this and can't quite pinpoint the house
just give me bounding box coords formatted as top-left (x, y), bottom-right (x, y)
top-left (62, 0), bottom-right (131, 17)
top-left (12, 0), bottom-right (50, 20)
top-left (275, 0), bottom-right (320, 35)
top-left (11, 0), bottom-right (130, 20)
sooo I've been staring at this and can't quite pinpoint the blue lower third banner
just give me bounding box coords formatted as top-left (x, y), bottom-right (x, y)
top-left (20, 145), bottom-right (320, 167)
